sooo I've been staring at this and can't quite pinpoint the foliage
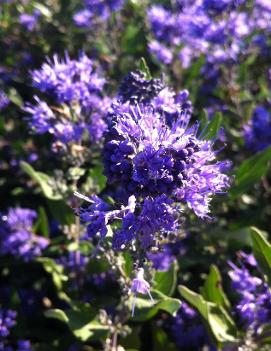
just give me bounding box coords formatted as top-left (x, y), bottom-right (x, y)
top-left (1, 0), bottom-right (271, 350)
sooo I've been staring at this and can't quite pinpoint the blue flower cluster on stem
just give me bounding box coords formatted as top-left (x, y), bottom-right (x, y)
top-left (77, 70), bottom-right (231, 257)
top-left (24, 53), bottom-right (109, 152)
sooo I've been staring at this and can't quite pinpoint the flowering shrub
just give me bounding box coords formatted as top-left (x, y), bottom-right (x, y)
top-left (1, 0), bottom-right (271, 350)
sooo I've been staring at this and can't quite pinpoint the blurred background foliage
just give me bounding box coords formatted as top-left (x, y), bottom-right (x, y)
top-left (1, 0), bottom-right (271, 350)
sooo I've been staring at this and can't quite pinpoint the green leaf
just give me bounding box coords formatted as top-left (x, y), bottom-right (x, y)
top-left (45, 306), bottom-right (109, 342)
top-left (46, 199), bottom-right (75, 225)
top-left (21, 161), bottom-right (62, 200)
top-left (251, 227), bottom-right (271, 285)
top-left (33, 3), bottom-right (52, 18)
top-left (7, 88), bottom-right (23, 107)
top-left (120, 326), bottom-right (141, 350)
top-left (71, 317), bottom-right (109, 341)
top-left (88, 163), bottom-right (106, 192)
top-left (152, 326), bottom-right (176, 351)
top-left (154, 262), bottom-right (178, 296)
top-left (201, 265), bottom-right (230, 309)
top-left (121, 252), bottom-right (133, 277)
top-left (231, 146), bottom-right (271, 197)
top-left (33, 207), bottom-right (50, 237)
top-left (179, 286), bottom-right (237, 344)
top-left (44, 309), bottom-right (69, 323)
top-left (139, 57), bottom-right (152, 80)
top-left (199, 108), bottom-right (209, 130)
top-left (131, 289), bottom-right (181, 322)
top-left (37, 257), bottom-right (68, 290)
top-left (183, 55), bottom-right (205, 85)
top-left (199, 111), bottom-right (223, 140)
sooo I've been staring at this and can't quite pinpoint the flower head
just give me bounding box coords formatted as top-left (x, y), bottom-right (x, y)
top-left (104, 95), bottom-right (230, 219)
top-left (0, 208), bottom-right (49, 261)
top-left (130, 268), bottom-right (154, 317)
top-left (77, 71), bottom-right (230, 254)
top-left (25, 53), bottom-right (109, 149)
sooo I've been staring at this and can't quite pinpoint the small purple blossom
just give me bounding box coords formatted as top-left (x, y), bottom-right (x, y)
top-left (0, 309), bottom-right (32, 351)
top-left (0, 90), bottom-right (9, 111)
top-left (0, 208), bottom-right (49, 261)
top-left (19, 10), bottom-right (40, 31)
top-left (84, 0), bottom-right (125, 19)
top-left (73, 9), bottom-right (92, 27)
top-left (0, 309), bottom-right (16, 338)
top-left (131, 268), bottom-right (154, 316)
top-left (243, 105), bottom-right (271, 152)
top-left (148, 41), bottom-right (173, 65)
top-left (74, 0), bottom-right (125, 28)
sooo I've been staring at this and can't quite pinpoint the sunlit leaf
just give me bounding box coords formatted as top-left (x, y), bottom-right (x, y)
top-left (251, 227), bottom-right (271, 286)
top-left (179, 285), bottom-right (237, 344)
top-left (231, 146), bottom-right (271, 197)
top-left (21, 161), bottom-right (62, 200)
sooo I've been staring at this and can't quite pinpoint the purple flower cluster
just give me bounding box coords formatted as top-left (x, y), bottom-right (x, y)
top-left (147, 0), bottom-right (271, 67)
top-left (148, 240), bottom-right (185, 271)
top-left (0, 309), bottom-right (32, 351)
top-left (25, 53), bottom-right (109, 148)
top-left (168, 302), bottom-right (214, 350)
top-left (19, 10), bottom-right (41, 31)
top-left (0, 310), bottom-right (16, 338)
top-left (78, 71), bottom-right (231, 252)
top-left (243, 105), bottom-right (271, 152)
top-left (229, 252), bottom-right (271, 331)
top-left (73, 0), bottom-right (125, 28)
top-left (0, 208), bottom-right (49, 261)
top-left (0, 90), bottom-right (9, 111)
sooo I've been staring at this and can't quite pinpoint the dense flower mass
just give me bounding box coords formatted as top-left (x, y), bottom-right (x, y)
top-left (78, 71), bottom-right (231, 252)
top-left (147, 0), bottom-right (271, 67)
top-left (24, 53), bottom-right (109, 148)
top-left (229, 252), bottom-right (271, 331)
top-left (243, 105), bottom-right (271, 151)
top-left (0, 208), bottom-right (48, 261)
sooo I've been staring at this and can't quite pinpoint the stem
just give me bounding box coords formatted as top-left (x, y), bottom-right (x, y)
top-left (112, 331), bottom-right (118, 351)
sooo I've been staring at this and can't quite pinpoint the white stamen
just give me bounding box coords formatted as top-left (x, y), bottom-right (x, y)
top-left (74, 191), bottom-right (93, 203)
